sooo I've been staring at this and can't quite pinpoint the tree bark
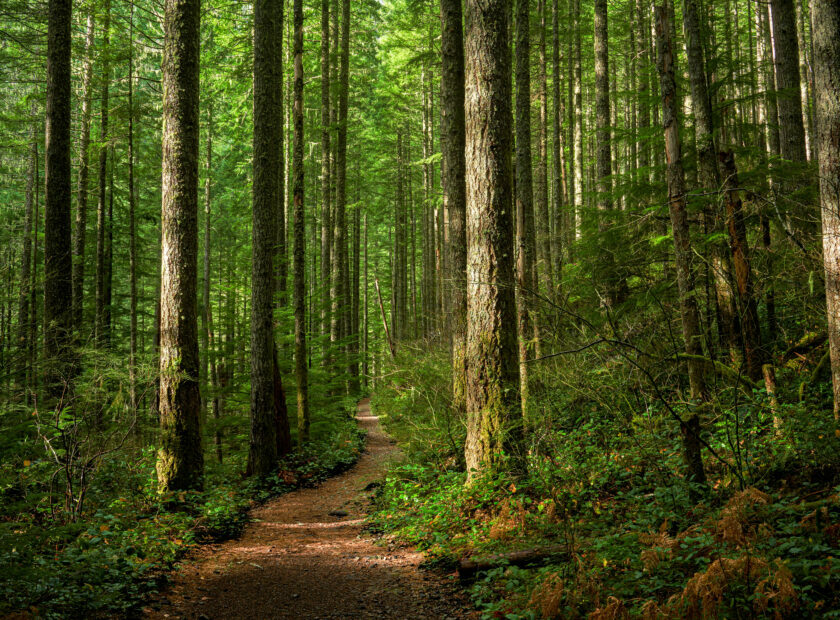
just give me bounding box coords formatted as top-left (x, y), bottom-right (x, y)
top-left (249, 0), bottom-right (283, 475)
top-left (129, 2), bottom-right (138, 413)
top-left (293, 0), bottom-right (309, 442)
top-left (331, 0), bottom-right (350, 359)
top-left (515, 0), bottom-right (538, 414)
top-left (770, 0), bottom-right (807, 163)
top-left (157, 0), bottom-right (204, 493)
top-left (535, 0), bottom-right (553, 297)
top-left (95, 0), bottom-right (111, 347)
top-left (441, 0), bottom-right (467, 413)
top-left (320, 0), bottom-right (331, 346)
top-left (464, 0), bottom-right (522, 476)
top-left (44, 0), bottom-right (74, 401)
top-left (72, 12), bottom-right (95, 334)
top-left (812, 0), bottom-right (840, 418)
top-left (655, 5), bottom-right (707, 487)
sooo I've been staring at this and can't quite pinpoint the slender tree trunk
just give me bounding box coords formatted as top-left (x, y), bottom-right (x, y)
top-left (795, 0), bottom-right (813, 161)
top-left (812, 0), bottom-right (840, 418)
top-left (535, 0), bottom-right (553, 297)
top-left (594, 0), bottom-right (622, 305)
top-left (572, 0), bottom-right (583, 251)
top-left (683, 0), bottom-right (741, 363)
top-left (760, 1), bottom-right (781, 158)
top-left (551, 0), bottom-right (563, 288)
top-left (292, 0), bottom-right (309, 442)
top-left (128, 3), bottom-right (138, 413)
top-left (331, 0), bottom-right (350, 360)
top-left (157, 0), bottom-right (204, 493)
top-left (320, 0), bottom-right (331, 347)
top-left (95, 0), bottom-right (111, 347)
top-left (276, 10), bottom-right (287, 311)
top-left (363, 213), bottom-right (369, 386)
top-left (441, 0), bottom-right (467, 413)
top-left (515, 0), bottom-right (539, 415)
top-left (463, 0), bottom-right (522, 476)
top-left (44, 0), bottom-right (73, 401)
top-left (72, 12), bottom-right (95, 334)
top-left (655, 5), bottom-right (707, 487)
top-left (770, 0), bottom-right (807, 162)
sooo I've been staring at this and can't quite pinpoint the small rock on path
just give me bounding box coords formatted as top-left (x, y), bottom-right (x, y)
top-left (144, 398), bottom-right (475, 619)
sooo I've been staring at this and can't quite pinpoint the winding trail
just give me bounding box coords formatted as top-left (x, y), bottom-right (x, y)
top-left (145, 399), bottom-right (474, 619)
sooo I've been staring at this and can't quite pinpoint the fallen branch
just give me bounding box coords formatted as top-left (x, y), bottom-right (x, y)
top-left (782, 331), bottom-right (827, 364)
top-left (458, 545), bottom-right (569, 581)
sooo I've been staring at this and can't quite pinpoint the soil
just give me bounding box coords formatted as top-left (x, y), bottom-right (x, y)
top-left (143, 399), bottom-right (476, 620)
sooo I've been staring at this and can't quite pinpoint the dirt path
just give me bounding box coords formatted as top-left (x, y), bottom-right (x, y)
top-left (144, 399), bottom-right (475, 619)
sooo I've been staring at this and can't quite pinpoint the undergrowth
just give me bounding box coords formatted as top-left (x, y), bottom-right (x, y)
top-left (369, 341), bottom-right (840, 619)
top-left (0, 400), bottom-right (365, 619)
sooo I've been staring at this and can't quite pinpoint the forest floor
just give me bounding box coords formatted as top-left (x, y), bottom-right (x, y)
top-left (143, 398), bottom-right (475, 620)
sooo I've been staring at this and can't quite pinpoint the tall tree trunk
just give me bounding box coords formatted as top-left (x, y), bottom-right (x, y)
top-left (770, 0), bottom-right (807, 162)
top-left (759, 1), bottom-right (781, 158)
top-left (572, 0), bottom-right (583, 252)
top-left (331, 0), bottom-right (350, 358)
top-left (157, 0), bottom-right (204, 493)
top-left (515, 0), bottom-right (539, 414)
top-left (811, 0), bottom-right (840, 418)
top-left (463, 0), bottom-right (522, 476)
top-left (594, 0), bottom-right (621, 305)
top-left (441, 0), bottom-right (467, 413)
top-left (95, 0), bottom-right (111, 347)
top-left (292, 0), bottom-right (309, 441)
top-left (551, 0), bottom-right (564, 287)
top-left (683, 0), bottom-right (741, 363)
top-left (320, 0), bottom-right (331, 347)
top-left (795, 0), bottom-right (814, 161)
top-left (655, 4), bottom-right (707, 487)
top-left (249, 0), bottom-right (283, 475)
top-left (44, 0), bottom-right (73, 401)
top-left (276, 8), bottom-right (287, 310)
top-left (72, 12), bottom-right (95, 334)
top-left (128, 3), bottom-right (138, 413)
top-left (535, 0), bottom-right (553, 297)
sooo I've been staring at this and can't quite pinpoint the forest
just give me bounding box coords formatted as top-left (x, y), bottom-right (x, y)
top-left (2, 0), bottom-right (840, 617)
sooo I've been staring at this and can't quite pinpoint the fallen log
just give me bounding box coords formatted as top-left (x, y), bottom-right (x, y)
top-left (458, 545), bottom-right (569, 581)
top-left (782, 331), bottom-right (827, 364)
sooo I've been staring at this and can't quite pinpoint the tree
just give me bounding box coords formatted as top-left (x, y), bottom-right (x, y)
top-left (812, 0), bottom-right (840, 419)
top-left (654, 4), bottom-right (706, 487)
top-left (440, 0), bottom-right (467, 412)
top-left (43, 0), bottom-right (73, 400)
top-left (463, 0), bottom-right (521, 475)
top-left (95, 0), bottom-right (112, 347)
top-left (320, 0), bottom-right (331, 344)
top-left (72, 11), bottom-right (95, 334)
top-left (770, 0), bottom-right (807, 163)
top-left (156, 0), bottom-right (204, 493)
top-left (515, 0), bottom-right (538, 412)
top-left (248, 0), bottom-right (282, 476)
top-left (293, 0), bottom-right (309, 442)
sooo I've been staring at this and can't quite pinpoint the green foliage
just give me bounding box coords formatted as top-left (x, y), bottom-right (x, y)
top-left (0, 399), bottom-right (364, 619)
top-left (370, 338), bottom-right (840, 619)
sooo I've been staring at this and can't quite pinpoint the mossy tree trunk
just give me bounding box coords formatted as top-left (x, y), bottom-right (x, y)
top-left (157, 0), bottom-right (204, 493)
top-left (464, 0), bottom-right (522, 476)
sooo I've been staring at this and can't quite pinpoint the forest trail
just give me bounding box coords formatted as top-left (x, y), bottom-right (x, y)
top-left (144, 399), bottom-right (474, 619)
